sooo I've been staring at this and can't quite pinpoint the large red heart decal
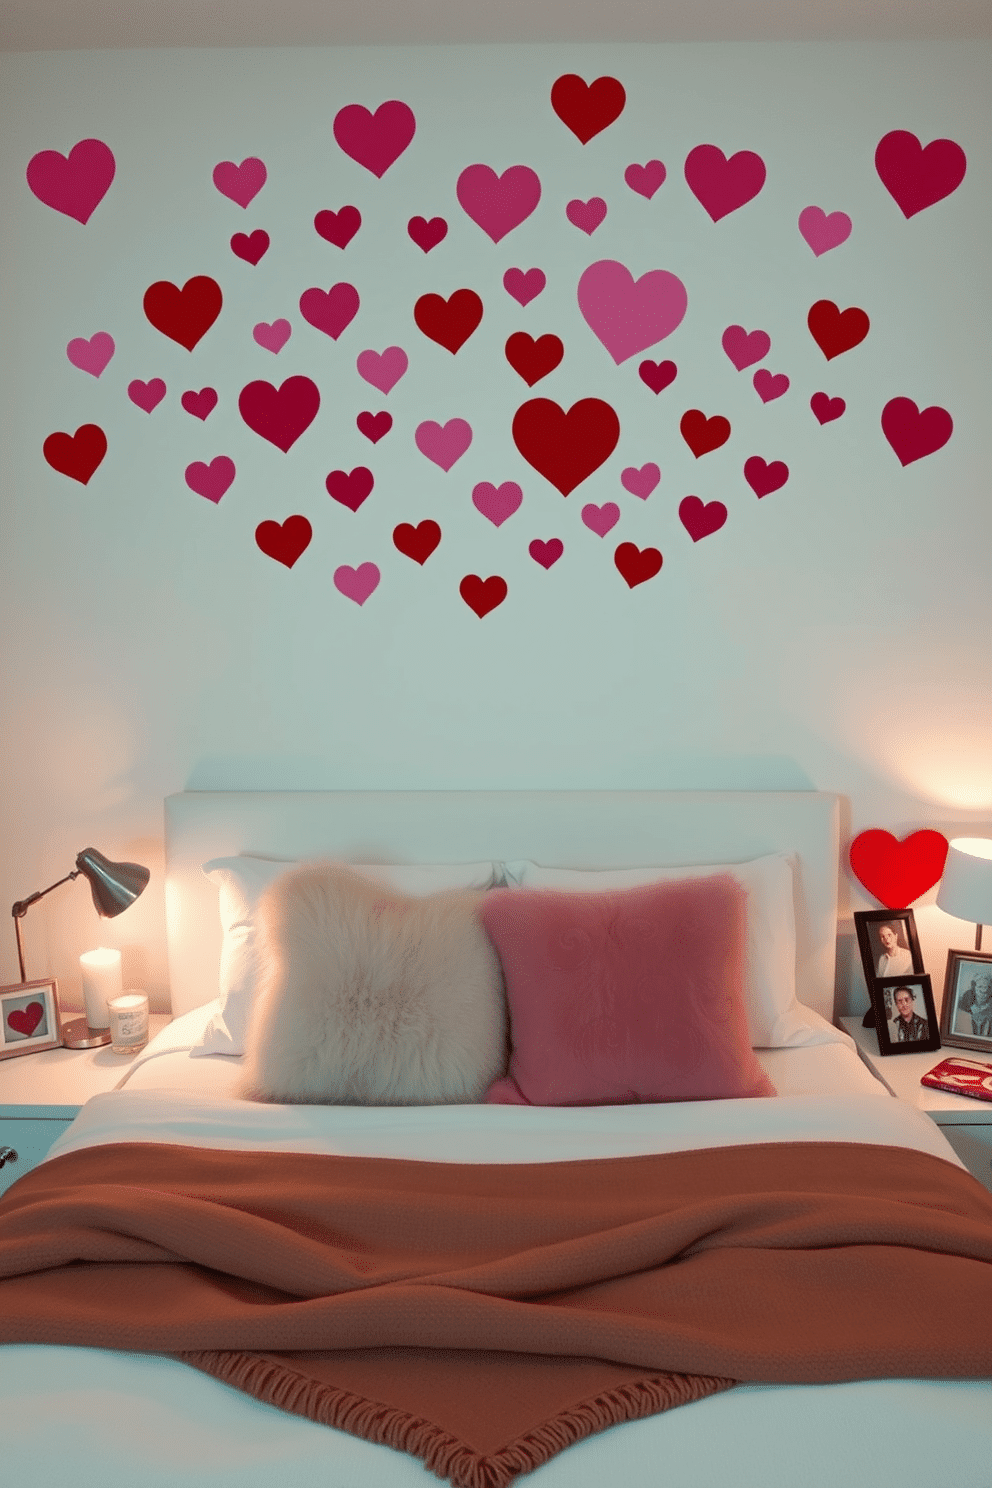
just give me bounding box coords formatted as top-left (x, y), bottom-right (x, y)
top-left (7, 1001), bottom-right (44, 1037)
top-left (550, 74), bottom-right (626, 144)
top-left (848, 829), bottom-right (949, 909)
top-left (239, 376), bottom-right (320, 452)
top-left (143, 276), bottom-right (223, 351)
top-left (512, 397), bottom-right (620, 495)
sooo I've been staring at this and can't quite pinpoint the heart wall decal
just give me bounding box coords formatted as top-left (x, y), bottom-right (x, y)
top-left (848, 829), bottom-right (949, 909)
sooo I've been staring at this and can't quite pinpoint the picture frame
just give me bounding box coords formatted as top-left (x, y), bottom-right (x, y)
top-left (854, 909), bottom-right (924, 987)
top-left (938, 951), bottom-right (992, 1054)
top-left (870, 974), bottom-right (941, 1056)
top-left (0, 979), bottom-right (63, 1060)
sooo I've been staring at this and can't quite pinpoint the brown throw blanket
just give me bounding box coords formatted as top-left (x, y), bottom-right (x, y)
top-left (2, 1139), bottom-right (992, 1488)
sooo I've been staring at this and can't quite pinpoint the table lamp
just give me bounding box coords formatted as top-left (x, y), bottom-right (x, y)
top-left (10, 848), bottom-right (150, 1048)
top-left (936, 838), bottom-right (992, 952)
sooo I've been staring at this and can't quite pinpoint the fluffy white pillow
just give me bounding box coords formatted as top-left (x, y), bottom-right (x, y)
top-left (502, 856), bottom-right (840, 1049)
top-left (238, 862), bottom-right (506, 1105)
top-left (195, 855), bottom-right (499, 1057)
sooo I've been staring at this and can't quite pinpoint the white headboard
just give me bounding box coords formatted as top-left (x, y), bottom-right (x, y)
top-left (164, 790), bottom-right (841, 1023)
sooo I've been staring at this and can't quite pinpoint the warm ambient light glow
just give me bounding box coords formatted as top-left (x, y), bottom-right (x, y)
top-left (947, 838), bottom-right (992, 861)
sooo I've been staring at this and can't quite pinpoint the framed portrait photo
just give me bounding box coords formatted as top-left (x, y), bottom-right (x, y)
top-left (939, 951), bottom-right (992, 1054)
top-left (854, 909), bottom-right (924, 988)
top-left (870, 974), bottom-right (941, 1055)
top-left (0, 980), bottom-right (63, 1061)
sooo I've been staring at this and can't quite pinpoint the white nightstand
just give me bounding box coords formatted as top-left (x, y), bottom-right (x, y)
top-left (0, 1013), bottom-right (170, 1196)
top-left (841, 1016), bottom-right (992, 1194)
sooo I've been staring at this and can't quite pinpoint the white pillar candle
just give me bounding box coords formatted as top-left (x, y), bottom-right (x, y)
top-left (80, 947), bottom-right (122, 1029)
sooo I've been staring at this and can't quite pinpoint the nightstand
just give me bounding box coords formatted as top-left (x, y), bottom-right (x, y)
top-left (0, 1012), bottom-right (170, 1196)
top-left (841, 1016), bottom-right (992, 1194)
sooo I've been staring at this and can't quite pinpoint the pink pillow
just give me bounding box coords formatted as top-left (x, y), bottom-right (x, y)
top-left (481, 874), bottom-right (774, 1106)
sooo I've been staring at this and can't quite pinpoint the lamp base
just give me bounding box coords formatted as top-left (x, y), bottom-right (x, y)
top-left (61, 1016), bottom-right (112, 1049)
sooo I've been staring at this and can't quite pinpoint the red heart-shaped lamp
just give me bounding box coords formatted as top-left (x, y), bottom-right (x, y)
top-left (848, 829), bottom-right (949, 909)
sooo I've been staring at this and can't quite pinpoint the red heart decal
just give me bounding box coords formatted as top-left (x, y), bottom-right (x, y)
top-left (807, 300), bottom-right (869, 361)
top-left (811, 392), bottom-right (846, 425)
top-left (414, 290), bottom-right (483, 353)
top-left (7, 1001), bottom-right (44, 1038)
top-left (314, 206), bottom-right (361, 248)
top-left (239, 376), bottom-right (320, 452)
top-left (460, 574), bottom-right (507, 617)
top-left (551, 74), bottom-right (626, 144)
top-left (393, 520), bottom-right (441, 564)
top-left (255, 515), bottom-right (312, 569)
top-left (357, 410), bottom-right (392, 443)
top-left (26, 138), bottom-right (116, 224)
top-left (230, 230), bottom-right (269, 265)
top-left (43, 423), bottom-right (107, 484)
top-left (684, 145), bottom-right (766, 222)
top-left (333, 100), bottom-right (416, 179)
top-left (143, 275), bottom-right (223, 351)
top-left (679, 495), bottom-right (727, 541)
top-left (181, 387), bottom-right (218, 420)
top-left (529, 538), bottom-right (564, 569)
top-left (874, 130), bottom-right (967, 219)
top-left (680, 409), bottom-right (731, 458)
top-left (849, 829), bottom-right (949, 909)
top-left (504, 332), bottom-right (564, 386)
top-left (639, 359), bottom-right (677, 394)
top-left (744, 456), bottom-right (789, 497)
top-left (881, 398), bottom-right (953, 467)
top-left (408, 216), bottom-right (448, 252)
top-left (512, 397), bottom-right (620, 496)
top-left (326, 466), bottom-right (373, 511)
top-left (615, 542), bottom-right (662, 588)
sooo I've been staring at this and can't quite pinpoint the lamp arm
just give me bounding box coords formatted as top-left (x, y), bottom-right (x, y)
top-left (11, 871), bottom-right (80, 982)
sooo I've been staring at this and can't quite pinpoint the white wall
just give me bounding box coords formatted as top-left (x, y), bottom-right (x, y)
top-left (0, 41), bottom-right (989, 1015)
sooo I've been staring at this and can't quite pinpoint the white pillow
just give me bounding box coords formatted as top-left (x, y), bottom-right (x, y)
top-left (501, 855), bottom-right (838, 1049)
top-left (194, 855), bottom-right (500, 1057)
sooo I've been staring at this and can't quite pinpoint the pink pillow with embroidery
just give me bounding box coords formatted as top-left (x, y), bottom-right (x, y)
top-left (481, 874), bottom-right (774, 1106)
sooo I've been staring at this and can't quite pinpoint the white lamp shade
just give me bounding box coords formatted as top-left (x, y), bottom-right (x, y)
top-left (936, 838), bottom-right (992, 925)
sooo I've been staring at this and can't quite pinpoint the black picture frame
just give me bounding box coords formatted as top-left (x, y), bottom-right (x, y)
top-left (938, 951), bottom-right (992, 1054)
top-left (855, 909), bottom-right (924, 987)
top-left (870, 974), bottom-right (941, 1055)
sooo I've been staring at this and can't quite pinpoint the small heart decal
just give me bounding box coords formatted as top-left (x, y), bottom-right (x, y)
top-left (472, 481), bottom-right (523, 526)
top-left (638, 359), bottom-right (677, 394)
top-left (66, 332), bottom-right (115, 377)
top-left (127, 378), bottom-right (166, 412)
top-left (624, 160), bottom-right (666, 199)
top-left (7, 1002), bottom-right (44, 1037)
top-left (357, 410), bottom-right (392, 443)
top-left (314, 206), bottom-right (361, 248)
top-left (753, 370), bottom-right (789, 403)
top-left (212, 157), bottom-right (266, 208)
top-left (808, 300), bottom-right (869, 360)
top-left (798, 206), bottom-right (852, 256)
top-left (334, 563), bottom-right (380, 605)
top-left (43, 423), bottom-right (107, 484)
top-left (414, 289), bottom-right (483, 353)
top-left (393, 520), bottom-right (441, 564)
top-left (874, 130), bottom-right (966, 219)
top-left (849, 829), bottom-right (949, 909)
top-left (744, 457), bottom-right (789, 497)
top-left (504, 332), bottom-right (563, 386)
top-left (415, 418), bottom-right (472, 471)
top-left (881, 398), bottom-right (953, 466)
top-left (326, 466), bottom-right (374, 511)
top-left (300, 283), bottom-right (359, 340)
top-left (408, 215), bottom-right (448, 252)
top-left (684, 144), bottom-right (766, 221)
top-left (679, 495), bottom-right (727, 541)
top-left (722, 325), bottom-right (770, 372)
top-left (620, 463), bottom-right (660, 498)
top-left (810, 392), bottom-right (845, 425)
top-left (26, 138), bottom-right (116, 224)
top-left (512, 397), bottom-right (621, 496)
top-left (460, 574), bottom-right (508, 617)
top-left (614, 542), bottom-right (662, 588)
top-left (503, 268), bottom-right (546, 307)
top-left (457, 164), bottom-right (541, 242)
top-left (356, 346), bottom-right (408, 394)
top-left (239, 376), bottom-right (320, 452)
top-left (529, 538), bottom-right (563, 569)
top-left (143, 276), bottom-right (222, 351)
top-left (578, 259), bottom-right (688, 366)
top-left (182, 388), bottom-right (218, 421)
top-left (680, 409), bottom-right (731, 458)
top-left (231, 229), bottom-right (269, 265)
top-left (255, 515), bottom-right (312, 568)
top-left (566, 197), bottom-right (607, 235)
top-left (333, 100), bottom-right (416, 178)
top-left (582, 502), bottom-right (620, 536)
top-left (551, 74), bottom-right (626, 144)
top-left (185, 456), bottom-right (235, 503)
top-left (253, 319), bottom-right (291, 354)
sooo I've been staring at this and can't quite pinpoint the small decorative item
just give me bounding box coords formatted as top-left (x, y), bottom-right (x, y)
top-left (108, 991), bottom-right (149, 1054)
top-left (869, 974), bottom-right (941, 1056)
top-left (79, 947), bottom-right (123, 1030)
top-left (0, 979), bottom-right (63, 1060)
top-left (921, 1054), bottom-right (992, 1103)
top-left (938, 951), bottom-right (992, 1054)
top-left (848, 828), bottom-right (949, 908)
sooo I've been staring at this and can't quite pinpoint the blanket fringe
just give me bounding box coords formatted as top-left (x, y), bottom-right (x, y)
top-left (177, 1350), bottom-right (736, 1488)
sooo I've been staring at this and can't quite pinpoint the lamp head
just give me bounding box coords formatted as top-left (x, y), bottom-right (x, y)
top-left (74, 848), bottom-right (150, 918)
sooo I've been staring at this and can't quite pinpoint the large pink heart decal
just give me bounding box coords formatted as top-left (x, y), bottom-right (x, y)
top-left (684, 144), bottom-right (766, 222)
top-left (239, 376), bottom-right (320, 452)
top-left (457, 165), bottom-right (542, 242)
top-left (848, 829), bottom-right (949, 909)
top-left (577, 260), bottom-right (687, 366)
top-left (26, 138), bottom-right (116, 224)
top-left (333, 101), bottom-right (416, 178)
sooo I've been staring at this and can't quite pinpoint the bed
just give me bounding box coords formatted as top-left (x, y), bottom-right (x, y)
top-left (2, 789), bottom-right (991, 1488)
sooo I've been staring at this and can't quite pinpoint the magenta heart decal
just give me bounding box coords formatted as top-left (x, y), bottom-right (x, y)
top-left (300, 284), bottom-right (359, 340)
top-left (581, 502), bottom-right (620, 536)
top-left (239, 376), bottom-right (320, 452)
top-left (577, 259), bottom-right (688, 366)
top-left (624, 161), bottom-right (666, 199)
top-left (566, 197), bottom-right (607, 234)
top-left (314, 206), bottom-right (361, 248)
top-left (185, 456), bottom-right (235, 503)
top-left (212, 157), bottom-right (267, 208)
top-left (127, 378), bottom-right (166, 412)
top-left (679, 495), bottom-right (727, 541)
top-left (334, 562), bottom-right (381, 605)
top-left (253, 319), bottom-right (291, 354)
top-left (26, 138), bottom-right (116, 224)
top-left (753, 370), bottom-right (789, 403)
top-left (620, 463), bottom-right (660, 498)
top-left (457, 165), bottom-right (542, 243)
top-left (415, 419), bottom-right (472, 471)
top-left (874, 130), bottom-right (967, 219)
top-left (881, 398), bottom-right (953, 466)
top-left (356, 346), bottom-right (408, 394)
top-left (722, 325), bottom-right (770, 371)
top-left (182, 387), bottom-right (218, 421)
top-left (67, 332), bottom-right (115, 377)
top-left (529, 538), bottom-right (564, 569)
top-left (744, 457), bottom-right (790, 497)
top-left (326, 467), bottom-right (374, 511)
top-left (810, 392), bottom-right (845, 425)
top-left (472, 481), bottom-right (523, 526)
top-left (639, 360), bottom-right (677, 394)
top-left (798, 206), bottom-right (852, 256)
top-left (503, 268), bottom-right (546, 307)
top-left (333, 101), bottom-right (416, 178)
top-left (408, 216), bottom-right (448, 252)
top-left (684, 144), bottom-right (766, 222)
top-left (231, 230), bottom-right (269, 265)
top-left (357, 411), bottom-right (392, 443)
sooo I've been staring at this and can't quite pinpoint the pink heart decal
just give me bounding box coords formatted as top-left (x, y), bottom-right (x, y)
top-left (334, 562), bottom-right (381, 605)
top-left (26, 138), bottom-right (115, 224)
top-left (810, 392), bottom-right (846, 425)
top-left (300, 284), bottom-right (359, 340)
top-left (253, 319), bottom-right (292, 354)
top-left (67, 332), bottom-right (115, 377)
top-left (408, 216), bottom-right (448, 252)
top-left (577, 259), bottom-right (688, 366)
top-left (314, 206), bottom-right (361, 248)
top-left (566, 197), bottom-right (607, 234)
top-left (798, 206), bottom-right (852, 256)
top-left (182, 387), bottom-right (218, 421)
top-left (239, 376), bottom-right (321, 452)
top-left (624, 161), bottom-right (666, 199)
top-left (503, 268), bottom-right (546, 307)
top-left (231, 230), bottom-right (269, 265)
top-left (127, 378), bottom-right (166, 412)
top-left (457, 164), bottom-right (542, 243)
top-left (753, 369), bottom-right (790, 403)
top-left (212, 157), bottom-right (267, 208)
top-left (415, 419), bottom-right (472, 472)
top-left (881, 398), bottom-right (953, 466)
top-left (326, 467), bottom-right (374, 512)
top-left (185, 456), bottom-right (235, 503)
top-left (874, 131), bottom-right (967, 219)
top-left (639, 359), bottom-right (677, 394)
top-left (722, 325), bottom-right (770, 371)
top-left (581, 501), bottom-right (620, 536)
top-left (333, 101), bottom-right (416, 179)
top-left (472, 481), bottom-right (523, 526)
top-left (357, 411), bottom-right (392, 443)
top-left (744, 456), bottom-right (789, 497)
top-left (684, 144), bottom-right (766, 222)
top-left (356, 346), bottom-right (408, 394)
top-left (679, 495), bottom-right (727, 541)
top-left (529, 538), bottom-right (564, 569)
top-left (620, 463), bottom-right (660, 498)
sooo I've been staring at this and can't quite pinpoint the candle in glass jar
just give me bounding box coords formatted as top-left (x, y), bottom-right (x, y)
top-left (108, 992), bottom-right (149, 1053)
top-left (79, 947), bottom-right (122, 1029)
